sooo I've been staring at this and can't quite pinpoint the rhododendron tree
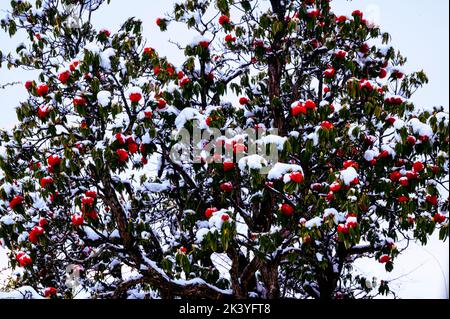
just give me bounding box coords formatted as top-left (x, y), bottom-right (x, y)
top-left (0, 0), bottom-right (448, 300)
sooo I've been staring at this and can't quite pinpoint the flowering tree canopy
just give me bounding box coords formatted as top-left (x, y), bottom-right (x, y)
top-left (0, 0), bottom-right (448, 299)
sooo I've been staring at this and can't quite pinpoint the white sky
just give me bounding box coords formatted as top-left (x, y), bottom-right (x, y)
top-left (0, 0), bottom-right (448, 298)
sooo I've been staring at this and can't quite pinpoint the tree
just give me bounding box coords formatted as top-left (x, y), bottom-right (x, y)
top-left (0, 0), bottom-right (448, 299)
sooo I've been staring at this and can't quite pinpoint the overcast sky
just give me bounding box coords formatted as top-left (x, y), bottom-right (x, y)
top-left (0, 0), bottom-right (448, 298)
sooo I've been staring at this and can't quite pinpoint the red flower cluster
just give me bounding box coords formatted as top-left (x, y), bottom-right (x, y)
top-left (48, 155), bottom-right (61, 167)
top-left (58, 70), bottom-right (71, 84)
top-left (16, 252), bottom-right (32, 267)
top-left (37, 84), bottom-right (49, 97)
top-left (289, 172), bottom-right (304, 184)
top-left (223, 161), bottom-right (235, 172)
top-left (281, 203), bottom-right (294, 216)
top-left (205, 207), bottom-right (218, 219)
top-left (72, 214), bottom-right (84, 227)
top-left (40, 177), bottom-right (54, 188)
top-left (218, 15), bottom-right (230, 26)
top-left (37, 105), bottom-right (50, 119)
top-left (10, 195), bottom-right (24, 210)
top-left (29, 226), bottom-right (45, 244)
top-left (379, 255), bottom-right (391, 264)
top-left (320, 121), bottom-right (334, 130)
top-left (220, 182), bottom-right (233, 193)
top-left (117, 149), bottom-right (129, 162)
top-left (239, 97), bottom-right (249, 105)
top-left (129, 92), bottom-right (142, 103)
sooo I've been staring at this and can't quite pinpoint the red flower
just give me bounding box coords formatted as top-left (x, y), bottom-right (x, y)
top-left (426, 195), bottom-right (438, 206)
top-left (44, 287), bottom-right (57, 298)
top-left (72, 214), bottom-right (84, 227)
top-left (327, 191), bottom-right (334, 201)
top-left (70, 60), bottom-right (79, 71)
top-left (205, 207), bottom-right (218, 218)
top-left (330, 181), bottom-right (341, 192)
top-left (156, 18), bottom-right (163, 26)
top-left (115, 133), bottom-right (125, 145)
top-left (289, 172), bottom-right (304, 184)
top-left (144, 47), bottom-right (155, 55)
top-left (337, 224), bottom-right (349, 234)
top-left (116, 149), bottom-right (129, 162)
top-left (157, 99), bottom-right (167, 109)
top-left (180, 247), bottom-right (188, 254)
top-left (206, 116), bottom-right (212, 127)
top-left (48, 155), bottom-right (61, 167)
top-left (390, 171), bottom-right (401, 182)
top-left (334, 50), bottom-right (347, 59)
top-left (99, 29), bottom-right (111, 37)
top-left (82, 196), bottom-right (95, 207)
top-left (40, 177), bottom-right (54, 188)
top-left (379, 68), bottom-right (387, 79)
top-left (85, 190), bottom-right (97, 198)
top-left (307, 9), bottom-right (320, 19)
top-left (166, 66), bottom-right (175, 77)
top-left (25, 81), bottom-right (34, 91)
top-left (85, 210), bottom-right (98, 220)
top-left (304, 99), bottom-right (316, 110)
top-left (179, 76), bottom-right (190, 87)
top-left (320, 121), bottom-right (334, 130)
top-left (359, 43), bottom-right (370, 54)
top-left (218, 15), bottom-right (230, 26)
top-left (377, 150), bottom-right (389, 159)
top-left (177, 71), bottom-right (185, 80)
top-left (352, 10), bottom-right (363, 18)
top-left (379, 255), bottom-right (391, 264)
top-left (29, 226), bottom-right (45, 244)
top-left (223, 161), bottom-right (235, 172)
top-left (343, 160), bottom-right (359, 170)
top-left (144, 110), bottom-right (153, 119)
top-left (39, 217), bottom-right (48, 227)
top-left (397, 196), bottom-right (409, 203)
top-left (324, 68), bottom-right (335, 79)
top-left (336, 15), bottom-right (347, 23)
top-left (37, 105), bottom-right (50, 119)
top-left (224, 34), bottom-right (236, 43)
top-left (129, 92), bottom-right (142, 103)
top-left (221, 214), bottom-right (230, 222)
top-left (406, 171), bottom-right (417, 180)
top-left (239, 97), bottom-right (249, 105)
top-left (399, 177), bottom-right (408, 186)
top-left (58, 71), bottom-right (71, 84)
top-left (199, 40), bottom-right (210, 48)
top-left (73, 96), bottom-right (87, 107)
top-left (220, 182), bottom-right (233, 193)
top-left (281, 203), bottom-right (295, 216)
top-left (292, 102), bottom-right (306, 116)
top-left (359, 80), bottom-right (374, 92)
top-left (346, 220), bottom-right (358, 229)
top-left (128, 142), bottom-right (139, 154)
top-left (16, 253), bottom-right (32, 267)
top-left (406, 136), bottom-right (416, 145)
top-left (393, 70), bottom-right (404, 79)
top-left (413, 161), bottom-right (424, 172)
top-left (37, 84), bottom-right (49, 97)
top-left (433, 213), bottom-right (446, 224)
top-left (10, 195), bottom-right (24, 210)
